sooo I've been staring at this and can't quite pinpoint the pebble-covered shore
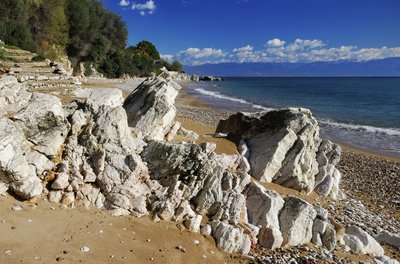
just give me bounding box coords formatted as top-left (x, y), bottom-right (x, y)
top-left (176, 92), bottom-right (400, 263)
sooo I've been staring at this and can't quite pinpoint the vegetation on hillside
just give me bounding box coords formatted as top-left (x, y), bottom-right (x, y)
top-left (0, 0), bottom-right (181, 77)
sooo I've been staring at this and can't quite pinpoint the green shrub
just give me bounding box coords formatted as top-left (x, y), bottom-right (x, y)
top-left (31, 54), bottom-right (46, 62)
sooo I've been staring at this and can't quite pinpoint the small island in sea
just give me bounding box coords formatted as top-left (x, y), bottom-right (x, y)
top-left (0, 0), bottom-right (399, 263)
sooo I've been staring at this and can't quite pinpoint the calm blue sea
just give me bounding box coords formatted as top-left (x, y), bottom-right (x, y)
top-left (184, 77), bottom-right (400, 157)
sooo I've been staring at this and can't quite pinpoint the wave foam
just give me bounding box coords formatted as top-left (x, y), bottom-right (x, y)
top-left (194, 88), bottom-right (273, 111)
top-left (320, 119), bottom-right (400, 136)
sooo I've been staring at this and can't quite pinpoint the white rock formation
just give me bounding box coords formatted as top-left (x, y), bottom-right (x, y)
top-left (123, 77), bottom-right (181, 141)
top-left (216, 109), bottom-right (343, 197)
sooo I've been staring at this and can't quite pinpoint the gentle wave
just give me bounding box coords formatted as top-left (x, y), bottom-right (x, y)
top-left (194, 86), bottom-right (400, 137)
top-left (319, 119), bottom-right (400, 136)
top-left (194, 88), bottom-right (273, 111)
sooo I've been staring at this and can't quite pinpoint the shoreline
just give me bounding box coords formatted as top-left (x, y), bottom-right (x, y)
top-left (177, 81), bottom-right (400, 163)
top-left (176, 81), bottom-right (400, 223)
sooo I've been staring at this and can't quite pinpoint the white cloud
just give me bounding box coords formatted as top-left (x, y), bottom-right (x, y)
top-left (167, 39), bottom-right (400, 65)
top-left (266, 38), bottom-right (286, 47)
top-left (161, 54), bottom-right (174, 62)
top-left (233, 45), bottom-right (253, 52)
top-left (174, 48), bottom-right (227, 65)
top-left (119, 0), bottom-right (130, 7)
top-left (131, 0), bottom-right (156, 15)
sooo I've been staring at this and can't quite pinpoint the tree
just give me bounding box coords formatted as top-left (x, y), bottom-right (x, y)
top-left (170, 60), bottom-right (183, 72)
top-left (134, 41), bottom-right (160, 60)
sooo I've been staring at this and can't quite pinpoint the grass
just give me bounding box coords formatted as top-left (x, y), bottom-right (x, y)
top-left (0, 42), bottom-right (19, 50)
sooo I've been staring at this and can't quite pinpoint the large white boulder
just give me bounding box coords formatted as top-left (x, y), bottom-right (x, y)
top-left (123, 77), bottom-right (181, 141)
top-left (245, 181), bottom-right (285, 249)
top-left (216, 109), bottom-right (342, 196)
top-left (279, 196), bottom-right (317, 247)
top-left (340, 225), bottom-right (385, 256)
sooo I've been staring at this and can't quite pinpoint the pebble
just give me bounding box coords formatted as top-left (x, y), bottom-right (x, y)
top-left (80, 246), bottom-right (90, 253)
top-left (11, 205), bottom-right (22, 211)
top-left (176, 245), bottom-right (187, 253)
top-left (4, 250), bottom-right (12, 255)
top-left (193, 239), bottom-right (200, 245)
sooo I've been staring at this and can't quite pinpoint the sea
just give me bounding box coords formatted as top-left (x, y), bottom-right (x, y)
top-left (184, 77), bottom-right (400, 158)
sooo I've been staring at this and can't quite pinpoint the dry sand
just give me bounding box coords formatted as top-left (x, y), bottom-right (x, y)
top-left (0, 194), bottom-right (237, 264)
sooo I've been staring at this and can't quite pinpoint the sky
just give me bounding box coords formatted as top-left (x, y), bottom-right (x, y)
top-left (101, 0), bottom-right (400, 65)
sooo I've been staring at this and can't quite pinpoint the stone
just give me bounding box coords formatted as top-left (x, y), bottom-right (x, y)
top-left (184, 214), bottom-right (202, 233)
top-left (311, 218), bottom-right (336, 251)
top-left (315, 205), bottom-right (329, 220)
top-left (80, 246), bottom-right (90, 253)
top-left (177, 126), bottom-right (199, 139)
top-left (25, 151), bottom-right (54, 176)
top-left (48, 191), bottom-right (63, 203)
top-left (314, 140), bottom-right (342, 199)
top-left (0, 118), bottom-right (43, 199)
top-left (12, 93), bottom-right (69, 158)
top-left (341, 226), bottom-right (384, 256)
top-left (61, 192), bottom-right (75, 206)
top-left (211, 221), bottom-right (251, 255)
top-left (201, 224), bottom-right (212, 236)
top-left (51, 173), bottom-right (69, 190)
top-left (279, 196), bottom-right (317, 247)
top-left (374, 256), bottom-right (400, 264)
top-left (123, 77), bottom-right (181, 141)
top-left (166, 122), bottom-right (181, 141)
top-left (0, 182), bottom-right (8, 195)
top-left (244, 181), bottom-right (285, 249)
top-left (174, 200), bottom-right (195, 222)
top-left (375, 231), bottom-right (400, 249)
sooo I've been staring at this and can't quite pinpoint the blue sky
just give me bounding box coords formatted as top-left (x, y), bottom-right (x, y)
top-left (101, 0), bottom-right (400, 65)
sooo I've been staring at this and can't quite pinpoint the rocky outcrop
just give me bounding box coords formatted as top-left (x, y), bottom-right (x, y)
top-left (123, 77), bottom-right (181, 141)
top-left (61, 89), bottom-right (150, 215)
top-left (2, 72), bottom-right (392, 260)
top-left (142, 141), bottom-right (251, 254)
top-left (216, 109), bottom-right (343, 198)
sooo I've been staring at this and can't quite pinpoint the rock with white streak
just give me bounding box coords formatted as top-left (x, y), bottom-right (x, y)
top-left (279, 196), bottom-right (317, 247)
top-left (0, 118), bottom-right (43, 199)
top-left (12, 93), bottom-right (69, 158)
top-left (244, 181), bottom-right (285, 249)
top-left (375, 231), bottom-right (400, 249)
top-left (211, 221), bottom-right (251, 255)
top-left (123, 77), bottom-right (181, 141)
top-left (340, 225), bottom-right (384, 256)
top-left (216, 109), bottom-right (342, 196)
